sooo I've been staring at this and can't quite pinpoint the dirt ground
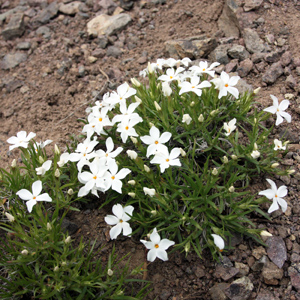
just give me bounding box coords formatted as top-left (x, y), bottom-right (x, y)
top-left (1, 0), bottom-right (300, 299)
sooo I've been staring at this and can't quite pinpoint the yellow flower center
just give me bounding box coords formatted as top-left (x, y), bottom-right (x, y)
top-left (111, 176), bottom-right (115, 180)
top-left (192, 86), bottom-right (195, 89)
top-left (125, 126), bottom-right (129, 130)
top-left (155, 141), bottom-right (159, 144)
top-left (225, 84), bottom-right (229, 87)
top-left (120, 219), bottom-right (123, 223)
top-left (99, 118), bottom-right (102, 122)
top-left (155, 244), bottom-right (159, 248)
top-left (275, 194), bottom-right (278, 198)
top-left (166, 159), bottom-right (170, 162)
top-left (203, 68), bottom-right (205, 71)
top-left (93, 176), bottom-right (97, 179)
top-left (170, 76), bottom-right (173, 79)
top-left (33, 197), bottom-right (36, 200)
top-left (105, 153), bottom-right (108, 157)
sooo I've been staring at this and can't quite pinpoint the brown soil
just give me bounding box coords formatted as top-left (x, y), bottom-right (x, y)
top-left (1, 0), bottom-right (300, 299)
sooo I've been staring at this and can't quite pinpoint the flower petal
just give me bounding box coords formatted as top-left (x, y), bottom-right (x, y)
top-left (16, 189), bottom-right (33, 201)
top-left (26, 199), bottom-right (37, 213)
top-left (277, 197), bottom-right (287, 212)
top-left (105, 215), bottom-right (119, 225)
top-left (109, 223), bottom-right (122, 240)
top-left (32, 180), bottom-right (42, 197)
top-left (268, 200), bottom-right (279, 213)
top-left (156, 249), bottom-right (169, 261)
top-left (277, 185), bottom-right (288, 198)
top-left (258, 189), bottom-right (275, 199)
top-left (150, 228), bottom-right (161, 244)
top-left (159, 239), bottom-right (175, 250)
top-left (147, 248), bottom-right (158, 262)
top-left (122, 222), bottom-right (132, 236)
top-left (112, 204), bottom-right (124, 219)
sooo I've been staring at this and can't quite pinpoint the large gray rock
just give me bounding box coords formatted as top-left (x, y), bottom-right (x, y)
top-left (165, 35), bottom-right (217, 59)
top-left (209, 44), bottom-right (230, 65)
top-left (31, 2), bottom-right (59, 26)
top-left (58, 1), bottom-right (86, 15)
top-left (228, 44), bottom-right (250, 61)
top-left (243, 28), bottom-right (265, 53)
top-left (266, 236), bottom-right (287, 268)
top-left (0, 52), bottom-right (28, 70)
top-left (87, 13), bottom-right (132, 37)
top-left (218, 0), bottom-right (241, 38)
top-left (225, 276), bottom-right (254, 300)
top-left (0, 6), bottom-right (28, 23)
top-left (244, 0), bottom-right (263, 11)
top-left (2, 13), bottom-right (25, 40)
top-left (262, 62), bottom-right (284, 84)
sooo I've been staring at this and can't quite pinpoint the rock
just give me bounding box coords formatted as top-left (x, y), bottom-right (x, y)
top-left (97, 35), bottom-right (109, 49)
top-left (215, 264), bottom-right (240, 281)
top-left (262, 62), bottom-right (284, 84)
top-left (286, 75), bottom-right (297, 90)
top-left (36, 25), bottom-right (52, 39)
top-left (252, 52), bottom-right (265, 63)
top-left (120, 0), bottom-right (134, 10)
top-left (87, 56), bottom-right (97, 63)
top-left (226, 59), bottom-right (239, 73)
top-left (16, 41), bottom-right (31, 50)
top-left (243, 28), bottom-right (265, 53)
top-left (0, 6), bottom-right (28, 23)
top-left (244, 0), bottom-right (263, 11)
top-left (265, 34), bottom-right (275, 44)
top-left (256, 290), bottom-right (277, 300)
top-left (264, 51), bottom-right (280, 63)
top-left (58, 1), bottom-right (83, 15)
top-left (209, 44), bottom-right (230, 65)
top-left (5, 79), bottom-right (24, 93)
top-left (262, 261), bottom-right (284, 285)
top-left (281, 51), bottom-right (292, 66)
top-left (266, 236), bottom-right (287, 268)
top-left (137, 56), bottom-right (147, 64)
top-left (61, 218), bottom-right (79, 235)
top-left (235, 77), bottom-right (253, 94)
top-left (218, 0), bottom-right (241, 38)
top-left (97, 0), bottom-right (117, 15)
top-left (91, 49), bottom-right (106, 58)
top-left (251, 255), bottom-right (268, 272)
top-left (106, 46), bottom-right (122, 58)
top-left (87, 13), bottom-right (132, 37)
top-left (31, 2), bottom-right (59, 26)
top-left (0, 52), bottom-right (28, 70)
top-left (289, 263), bottom-right (300, 291)
top-left (252, 246), bottom-right (267, 260)
top-left (237, 58), bottom-right (253, 77)
top-left (225, 276), bottom-right (254, 300)
top-left (209, 282), bottom-right (229, 300)
top-left (2, 13), bottom-right (25, 40)
top-left (165, 35), bottom-right (217, 59)
top-left (228, 44), bottom-right (250, 61)
top-left (234, 262), bottom-right (250, 277)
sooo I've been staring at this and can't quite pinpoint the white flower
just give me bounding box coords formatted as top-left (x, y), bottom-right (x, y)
top-left (263, 95), bottom-right (291, 126)
top-left (35, 160), bottom-right (52, 176)
top-left (180, 57), bottom-right (191, 67)
top-left (274, 139), bottom-right (286, 150)
top-left (211, 234), bottom-right (225, 252)
top-left (212, 71), bottom-right (240, 99)
top-left (34, 139), bottom-right (53, 153)
top-left (16, 180), bottom-right (52, 213)
top-left (143, 187), bottom-right (156, 197)
top-left (140, 228), bottom-right (175, 262)
top-left (189, 61), bottom-right (220, 77)
top-left (94, 137), bottom-right (123, 164)
top-left (258, 179), bottom-right (288, 213)
top-left (150, 147), bottom-right (181, 173)
top-left (223, 118), bottom-right (237, 136)
top-left (260, 230), bottom-right (272, 237)
top-left (140, 126), bottom-right (172, 158)
top-left (116, 118), bottom-right (141, 144)
top-left (179, 76), bottom-right (211, 96)
top-left (158, 67), bottom-right (185, 82)
top-left (57, 152), bottom-right (70, 168)
top-left (103, 160), bottom-right (131, 194)
top-left (162, 81), bottom-right (172, 97)
top-left (112, 101), bottom-right (142, 125)
top-left (110, 82), bottom-right (136, 103)
top-left (54, 169), bottom-right (60, 178)
top-left (182, 114), bottom-right (192, 125)
top-left (7, 131), bottom-right (36, 151)
top-left (251, 150), bottom-right (260, 159)
top-left (104, 204), bottom-right (134, 240)
top-left (126, 150), bottom-right (138, 160)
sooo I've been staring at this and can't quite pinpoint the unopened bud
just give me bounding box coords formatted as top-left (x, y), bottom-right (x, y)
top-left (38, 156), bottom-right (44, 164)
top-left (190, 101), bottom-right (195, 107)
top-left (210, 109), bottom-right (219, 116)
top-left (134, 96), bottom-right (142, 103)
top-left (212, 168), bottom-right (218, 176)
top-left (67, 188), bottom-right (74, 195)
top-left (180, 148), bottom-right (186, 157)
top-left (228, 186), bottom-right (235, 193)
top-left (144, 165), bottom-right (150, 173)
top-left (254, 143), bottom-right (258, 150)
top-left (54, 266), bottom-right (59, 272)
top-left (5, 212), bottom-right (15, 222)
top-left (107, 269), bottom-right (114, 276)
top-left (271, 163), bottom-right (280, 168)
top-left (231, 155), bottom-right (238, 160)
top-left (54, 144), bottom-right (60, 155)
top-left (149, 122), bottom-right (154, 128)
top-left (128, 180), bottom-right (136, 186)
top-left (130, 136), bottom-right (138, 144)
top-left (253, 87), bottom-right (261, 95)
top-left (260, 230), bottom-right (272, 237)
top-left (254, 118), bottom-right (257, 124)
top-left (11, 159), bottom-right (16, 168)
top-left (283, 140), bottom-right (290, 146)
top-left (287, 169), bottom-right (295, 175)
top-left (55, 169), bottom-right (60, 178)
top-left (126, 150), bottom-right (138, 160)
top-left (154, 101), bottom-right (161, 111)
top-left (223, 156), bottom-right (228, 164)
top-left (198, 114), bottom-right (204, 123)
top-left (61, 261), bottom-right (67, 267)
top-left (64, 236), bottom-right (71, 244)
top-left (147, 62), bottom-right (153, 74)
top-left (21, 249), bottom-right (28, 256)
top-left (131, 78), bottom-right (141, 87)
top-left (151, 210), bottom-right (157, 216)
top-left (47, 222), bottom-right (52, 231)
top-left (184, 242), bottom-right (190, 253)
top-left (128, 192), bottom-right (136, 198)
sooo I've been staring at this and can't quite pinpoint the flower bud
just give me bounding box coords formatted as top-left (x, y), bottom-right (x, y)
top-left (179, 148), bottom-right (186, 157)
top-left (184, 242), bottom-right (190, 253)
top-left (283, 140), bottom-right (290, 146)
top-left (21, 249), bottom-right (28, 256)
top-left (154, 101), bottom-right (161, 111)
top-left (254, 143), bottom-right (258, 150)
top-left (151, 210), bottom-right (157, 216)
top-left (107, 269), bottom-right (114, 276)
top-left (223, 156), bottom-right (228, 164)
top-left (128, 192), bottom-right (136, 198)
top-left (210, 109), bottom-right (219, 116)
top-left (61, 261), bottom-right (67, 267)
top-left (228, 186), bottom-right (235, 193)
top-left (212, 168), bottom-right (218, 176)
top-left (55, 169), bottom-right (60, 178)
top-left (131, 78), bottom-right (141, 87)
top-left (254, 118), bottom-right (257, 124)
top-left (67, 188), bottom-right (74, 195)
top-left (54, 144), bottom-right (60, 155)
top-left (260, 230), bottom-right (272, 237)
top-left (162, 81), bottom-right (172, 97)
top-left (126, 150), bottom-right (138, 160)
top-left (11, 159), bottom-right (16, 168)
top-left (128, 180), bottom-right (136, 186)
top-left (64, 236), bottom-right (71, 244)
top-left (253, 87), bottom-right (261, 95)
top-left (271, 163), bottom-right (280, 168)
top-left (5, 212), bottom-right (15, 222)
top-left (198, 114), bottom-right (204, 123)
top-left (287, 169), bottom-right (295, 175)
top-left (144, 165), bottom-right (150, 173)
top-left (54, 266), bottom-right (59, 272)
top-left (147, 62), bottom-right (153, 74)
top-left (130, 136), bottom-right (138, 144)
top-left (149, 122), bottom-right (154, 128)
top-left (47, 222), bottom-right (52, 231)
top-left (38, 156), bottom-right (44, 164)
top-left (231, 155), bottom-right (238, 160)
top-left (134, 96), bottom-right (142, 103)
top-left (190, 101), bottom-right (195, 107)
